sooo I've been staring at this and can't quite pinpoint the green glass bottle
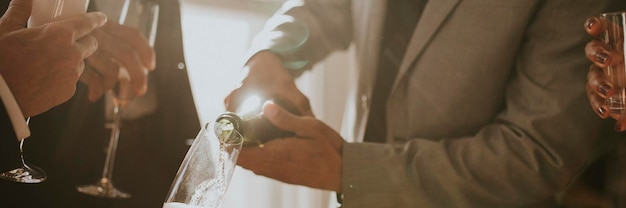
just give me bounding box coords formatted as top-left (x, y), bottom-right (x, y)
top-left (214, 98), bottom-right (297, 147)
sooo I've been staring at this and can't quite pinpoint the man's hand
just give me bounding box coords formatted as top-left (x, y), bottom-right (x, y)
top-left (80, 22), bottom-right (156, 102)
top-left (584, 16), bottom-right (626, 131)
top-left (224, 51), bottom-right (314, 117)
top-left (237, 101), bottom-right (344, 192)
top-left (0, 0), bottom-right (106, 117)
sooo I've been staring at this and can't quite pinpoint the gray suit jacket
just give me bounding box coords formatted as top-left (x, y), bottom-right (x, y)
top-left (250, 0), bottom-right (618, 207)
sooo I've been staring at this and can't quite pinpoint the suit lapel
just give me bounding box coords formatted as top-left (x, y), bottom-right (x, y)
top-left (392, 0), bottom-right (461, 90)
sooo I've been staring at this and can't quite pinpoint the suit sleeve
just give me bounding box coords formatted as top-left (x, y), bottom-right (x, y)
top-left (0, 0), bottom-right (8, 16)
top-left (246, 0), bottom-right (352, 74)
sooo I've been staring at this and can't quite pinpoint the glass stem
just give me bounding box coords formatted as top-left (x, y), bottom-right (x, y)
top-left (102, 104), bottom-right (124, 181)
top-left (18, 139), bottom-right (26, 166)
top-left (19, 117), bottom-right (30, 167)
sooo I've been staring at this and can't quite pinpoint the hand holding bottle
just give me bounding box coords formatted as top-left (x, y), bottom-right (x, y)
top-left (224, 51), bottom-right (315, 117)
top-left (236, 102), bottom-right (344, 192)
top-left (216, 97), bottom-right (299, 147)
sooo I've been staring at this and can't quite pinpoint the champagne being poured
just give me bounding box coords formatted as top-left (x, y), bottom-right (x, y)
top-left (163, 122), bottom-right (243, 208)
top-left (214, 95), bottom-right (297, 147)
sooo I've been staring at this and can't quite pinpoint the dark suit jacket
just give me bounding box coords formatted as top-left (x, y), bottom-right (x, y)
top-left (0, 0), bottom-right (200, 207)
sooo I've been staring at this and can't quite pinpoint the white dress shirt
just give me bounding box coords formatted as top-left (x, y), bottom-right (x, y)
top-left (0, 74), bottom-right (30, 140)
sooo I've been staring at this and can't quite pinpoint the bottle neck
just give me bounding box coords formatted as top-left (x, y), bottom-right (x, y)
top-left (214, 112), bottom-right (243, 143)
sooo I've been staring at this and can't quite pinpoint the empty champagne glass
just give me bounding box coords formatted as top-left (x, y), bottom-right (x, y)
top-left (1, 0), bottom-right (90, 184)
top-left (76, 0), bottom-right (159, 198)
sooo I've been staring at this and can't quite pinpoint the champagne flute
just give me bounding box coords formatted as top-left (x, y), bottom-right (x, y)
top-left (76, 0), bottom-right (159, 198)
top-left (0, 0), bottom-right (90, 184)
top-left (163, 122), bottom-right (244, 208)
top-left (0, 117), bottom-right (47, 183)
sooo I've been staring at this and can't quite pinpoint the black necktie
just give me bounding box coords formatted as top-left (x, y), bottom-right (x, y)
top-left (363, 0), bottom-right (427, 143)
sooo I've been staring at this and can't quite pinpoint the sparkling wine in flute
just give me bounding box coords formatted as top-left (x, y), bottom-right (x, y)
top-left (29, 0), bottom-right (90, 27)
top-left (163, 122), bottom-right (243, 208)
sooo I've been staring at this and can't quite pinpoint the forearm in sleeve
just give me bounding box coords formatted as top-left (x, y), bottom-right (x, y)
top-left (247, 0), bottom-right (353, 73)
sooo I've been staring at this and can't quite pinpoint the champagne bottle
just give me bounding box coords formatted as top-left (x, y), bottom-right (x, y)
top-left (214, 98), bottom-right (297, 147)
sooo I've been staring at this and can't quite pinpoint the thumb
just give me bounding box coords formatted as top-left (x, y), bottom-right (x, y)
top-left (0, 0), bottom-right (32, 32)
top-left (263, 101), bottom-right (301, 133)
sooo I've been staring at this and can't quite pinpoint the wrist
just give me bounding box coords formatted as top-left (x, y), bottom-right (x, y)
top-left (247, 50), bottom-right (283, 68)
top-left (246, 50), bottom-right (297, 80)
top-left (248, 50), bottom-right (308, 76)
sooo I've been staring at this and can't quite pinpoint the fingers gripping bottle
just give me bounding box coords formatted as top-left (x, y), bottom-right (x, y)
top-left (214, 97), bottom-right (297, 147)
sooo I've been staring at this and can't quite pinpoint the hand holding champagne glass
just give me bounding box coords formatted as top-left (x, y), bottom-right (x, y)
top-left (593, 12), bottom-right (626, 118)
top-left (76, 0), bottom-right (159, 198)
top-left (0, 0), bottom-right (93, 184)
top-left (585, 12), bottom-right (626, 130)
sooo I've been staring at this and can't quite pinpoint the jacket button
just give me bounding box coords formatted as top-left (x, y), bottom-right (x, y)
top-left (361, 94), bottom-right (369, 110)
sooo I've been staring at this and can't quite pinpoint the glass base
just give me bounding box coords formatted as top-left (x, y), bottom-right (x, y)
top-left (76, 178), bottom-right (131, 198)
top-left (0, 166), bottom-right (47, 183)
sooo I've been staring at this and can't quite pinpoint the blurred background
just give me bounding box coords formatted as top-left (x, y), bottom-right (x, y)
top-left (180, 0), bottom-right (353, 207)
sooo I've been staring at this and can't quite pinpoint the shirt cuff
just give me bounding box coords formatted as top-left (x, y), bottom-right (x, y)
top-left (0, 74), bottom-right (30, 140)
